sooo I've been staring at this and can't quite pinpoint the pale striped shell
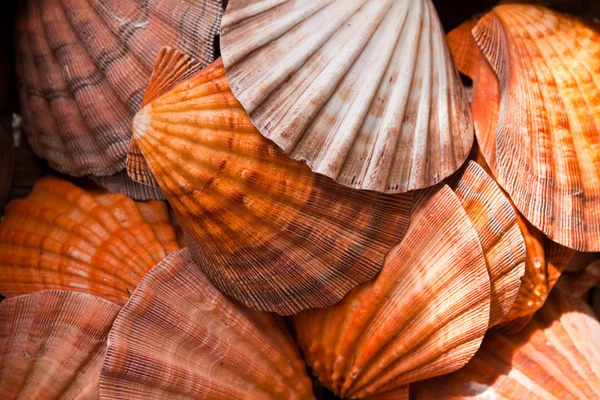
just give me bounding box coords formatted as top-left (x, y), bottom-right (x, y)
top-left (220, 0), bottom-right (473, 193)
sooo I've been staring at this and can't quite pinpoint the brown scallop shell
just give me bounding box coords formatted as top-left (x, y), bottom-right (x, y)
top-left (292, 185), bottom-right (490, 399)
top-left (412, 290), bottom-right (600, 399)
top-left (15, 0), bottom-right (222, 198)
top-left (0, 176), bottom-right (180, 306)
top-left (127, 49), bottom-right (414, 315)
top-left (0, 290), bottom-right (119, 399)
top-left (456, 4), bottom-right (600, 251)
top-left (219, 0), bottom-right (473, 194)
top-left (100, 249), bottom-right (314, 400)
top-left (450, 160), bottom-right (526, 326)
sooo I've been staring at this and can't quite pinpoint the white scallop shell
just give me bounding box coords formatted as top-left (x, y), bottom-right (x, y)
top-left (220, 0), bottom-right (473, 193)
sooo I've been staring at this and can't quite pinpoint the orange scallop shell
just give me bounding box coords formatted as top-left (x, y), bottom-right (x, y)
top-left (100, 249), bottom-right (315, 400)
top-left (412, 290), bottom-right (600, 399)
top-left (0, 176), bottom-right (180, 306)
top-left (128, 49), bottom-right (414, 315)
top-left (0, 290), bottom-right (119, 399)
top-left (15, 0), bottom-right (222, 198)
top-left (452, 4), bottom-right (600, 251)
top-left (450, 160), bottom-right (526, 326)
top-left (292, 185), bottom-right (490, 398)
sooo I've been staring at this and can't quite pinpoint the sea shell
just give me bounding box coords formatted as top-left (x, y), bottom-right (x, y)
top-left (292, 185), bottom-right (490, 399)
top-left (450, 161), bottom-right (526, 326)
top-left (0, 290), bottom-right (120, 399)
top-left (128, 49), bottom-right (414, 315)
top-left (0, 176), bottom-right (180, 306)
top-left (15, 0), bottom-right (222, 198)
top-left (455, 4), bottom-right (600, 251)
top-left (220, 0), bottom-right (473, 193)
top-left (411, 290), bottom-right (600, 399)
top-left (100, 249), bottom-right (315, 400)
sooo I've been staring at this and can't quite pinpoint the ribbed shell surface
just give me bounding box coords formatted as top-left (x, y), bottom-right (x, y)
top-left (0, 290), bottom-right (119, 399)
top-left (450, 161), bottom-right (526, 326)
top-left (0, 176), bottom-right (180, 306)
top-left (100, 249), bottom-right (315, 400)
top-left (15, 0), bottom-right (222, 197)
top-left (497, 212), bottom-right (574, 332)
top-left (468, 5), bottom-right (600, 251)
top-left (292, 185), bottom-right (490, 399)
top-left (412, 291), bottom-right (600, 399)
top-left (130, 53), bottom-right (414, 315)
top-left (220, 0), bottom-right (473, 193)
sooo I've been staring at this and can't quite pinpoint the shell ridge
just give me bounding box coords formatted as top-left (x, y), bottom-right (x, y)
top-left (345, 216), bottom-right (491, 395)
top-left (359, 0), bottom-right (421, 191)
top-left (252, 1), bottom-right (392, 156)
top-left (308, 2), bottom-right (412, 183)
top-left (229, 0), bottom-right (371, 114)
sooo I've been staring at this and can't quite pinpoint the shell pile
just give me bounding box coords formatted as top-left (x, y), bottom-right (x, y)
top-left (1, 1), bottom-right (598, 399)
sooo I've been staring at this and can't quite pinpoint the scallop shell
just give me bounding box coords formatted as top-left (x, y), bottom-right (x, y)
top-left (220, 0), bottom-right (473, 194)
top-left (0, 290), bottom-right (119, 399)
top-left (0, 176), bottom-right (180, 306)
top-left (411, 290), bottom-right (600, 399)
top-left (464, 4), bottom-right (600, 251)
top-left (450, 161), bottom-right (526, 326)
top-left (100, 249), bottom-right (315, 400)
top-left (128, 49), bottom-right (414, 315)
top-left (15, 0), bottom-right (222, 198)
top-left (292, 185), bottom-right (490, 399)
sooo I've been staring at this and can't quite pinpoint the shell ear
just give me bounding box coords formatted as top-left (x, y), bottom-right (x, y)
top-left (141, 47), bottom-right (204, 107)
